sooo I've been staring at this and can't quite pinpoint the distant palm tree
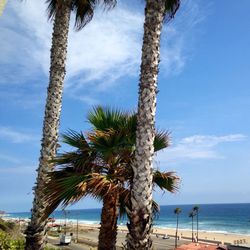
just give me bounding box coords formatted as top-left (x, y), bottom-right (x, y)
top-left (25, 1), bottom-right (116, 249)
top-left (189, 211), bottom-right (195, 242)
top-left (193, 205), bottom-right (200, 242)
top-left (174, 208), bottom-right (181, 248)
top-left (128, 1), bottom-right (181, 248)
top-left (45, 107), bottom-right (179, 250)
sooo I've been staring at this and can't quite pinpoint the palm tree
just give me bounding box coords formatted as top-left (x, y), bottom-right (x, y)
top-left (45, 107), bottom-right (179, 250)
top-left (189, 211), bottom-right (195, 242)
top-left (25, 2), bottom-right (116, 249)
top-left (193, 205), bottom-right (199, 242)
top-left (174, 207), bottom-right (181, 248)
top-left (127, 1), bottom-right (181, 248)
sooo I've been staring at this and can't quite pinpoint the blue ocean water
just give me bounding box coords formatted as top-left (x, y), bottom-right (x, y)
top-left (6, 203), bottom-right (250, 235)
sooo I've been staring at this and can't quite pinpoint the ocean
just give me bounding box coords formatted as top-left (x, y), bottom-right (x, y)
top-left (5, 203), bottom-right (250, 235)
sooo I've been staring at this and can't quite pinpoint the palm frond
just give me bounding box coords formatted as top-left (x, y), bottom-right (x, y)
top-left (46, 0), bottom-right (117, 30)
top-left (164, 0), bottom-right (181, 22)
top-left (46, 0), bottom-right (59, 20)
top-left (45, 168), bottom-right (90, 211)
top-left (72, 0), bottom-right (94, 31)
top-left (152, 200), bottom-right (160, 219)
top-left (87, 106), bottom-right (130, 131)
top-left (103, 0), bottom-right (117, 9)
top-left (61, 129), bottom-right (89, 150)
top-left (153, 171), bottom-right (179, 193)
top-left (154, 130), bottom-right (171, 152)
top-left (53, 151), bottom-right (100, 173)
top-left (118, 188), bottom-right (130, 218)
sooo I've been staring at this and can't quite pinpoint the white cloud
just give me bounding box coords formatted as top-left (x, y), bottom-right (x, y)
top-left (0, 0), bottom-right (204, 103)
top-left (156, 134), bottom-right (247, 163)
top-left (0, 126), bottom-right (39, 143)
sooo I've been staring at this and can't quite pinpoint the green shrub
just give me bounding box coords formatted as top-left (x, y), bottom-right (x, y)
top-left (0, 231), bottom-right (25, 250)
top-left (0, 218), bottom-right (18, 233)
top-left (0, 231), bottom-right (57, 250)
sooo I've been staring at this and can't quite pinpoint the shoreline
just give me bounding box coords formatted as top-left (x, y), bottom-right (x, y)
top-left (53, 220), bottom-right (250, 245)
top-left (4, 216), bottom-right (250, 237)
top-left (4, 216), bottom-right (250, 245)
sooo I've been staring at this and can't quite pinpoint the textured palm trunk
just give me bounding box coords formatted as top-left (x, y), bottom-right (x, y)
top-left (126, 0), bottom-right (165, 249)
top-left (175, 215), bottom-right (179, 248)
top-left (191, 216), bottom-right (194, 242)
top-left (196, 212), bottom-right (199, 242)
top-left (25, 3), bottom-right (71, 250)
top-left (98, 191), bottom-right (119, 250)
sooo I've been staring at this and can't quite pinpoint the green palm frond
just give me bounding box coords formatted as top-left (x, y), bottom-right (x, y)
top-left (44, 169), bottom-right (90, 219)
top-left (46, 171), bottom-right (117, 210)
top-left (164, 0), bottom-right (181, 22)
top-left (154, 130), bottom-right (171, 152)
top-left (87, 106), bottom-right (131, 131)
top-left (61, 130), bottom-right (89, 150)
top-left (52, 151), bottom-right (99, 173)
top-left (153, 171), bottom-right (179, 193)
top-left (88, 129), bottom-right (134, 165)
top-left (52, 130), bottom-right (100, 172)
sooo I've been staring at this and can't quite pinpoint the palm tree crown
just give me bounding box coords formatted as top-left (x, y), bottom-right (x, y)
top-left (174, 207), bottom-right (181, 215)
top-left (45, 107), bottom-right (179, 249)
top-left (46, 0), bottom-right (116, 30)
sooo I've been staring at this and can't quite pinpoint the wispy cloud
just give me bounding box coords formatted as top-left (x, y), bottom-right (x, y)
top-left (0, 0), bottom-right (204, 104)
top-left (0, 153), bottom-right (20, 164)
top-left (0, 165), bottom-right (36, 174)
top-left (0, 126), bottom-right (39, 143)
top-left (156, 134), bottom-right (247, 164)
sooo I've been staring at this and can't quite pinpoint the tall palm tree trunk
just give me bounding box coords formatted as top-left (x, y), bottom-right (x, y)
top-left (196, 212), bottom-right (199, 242)
top-left (98, 191), bottom-right (119, 250)
top-left (175, 215), bottom-right (179, 248)
top-left (25, 2), bottom-right (71, 249)
top-left (191, 216), bottom-right (194, 242)
top-left (126, 0), bottom-right (165, 249)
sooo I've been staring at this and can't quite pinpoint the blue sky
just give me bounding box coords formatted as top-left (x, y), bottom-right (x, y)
top-left (0, 0), bottom-right (250, 213)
